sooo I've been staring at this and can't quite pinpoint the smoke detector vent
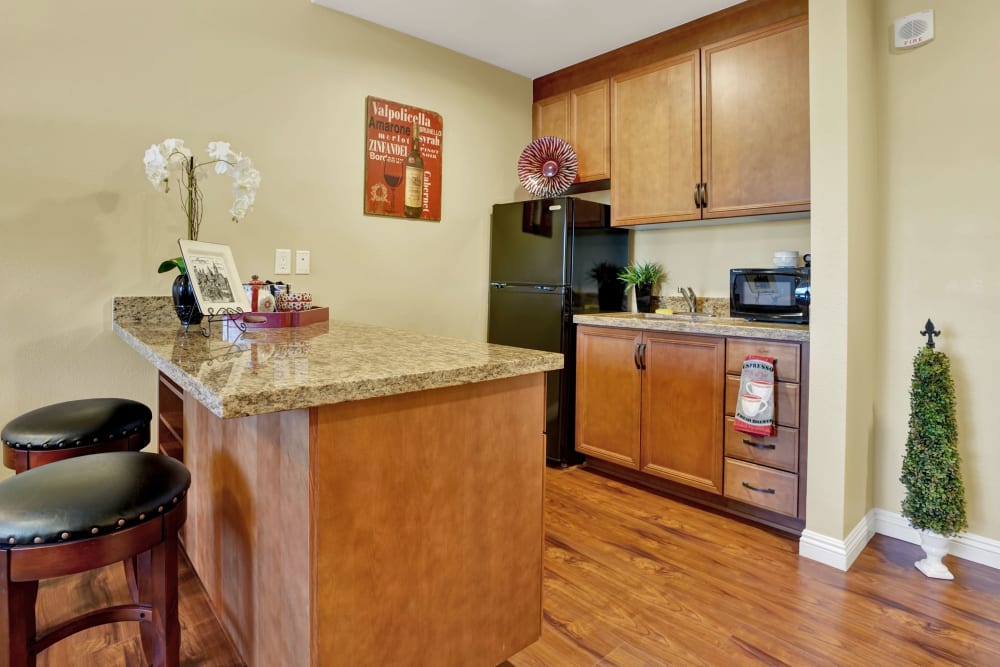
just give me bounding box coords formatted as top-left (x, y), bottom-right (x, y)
top-left (894, 10), bottom-right (934, 49)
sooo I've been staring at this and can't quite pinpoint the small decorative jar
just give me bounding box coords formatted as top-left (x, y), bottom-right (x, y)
top-left (243, 275), bottom-right (275, 313)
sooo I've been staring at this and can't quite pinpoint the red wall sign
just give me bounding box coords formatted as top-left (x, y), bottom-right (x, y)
top-left (364, 96), bottom-right (443, 222)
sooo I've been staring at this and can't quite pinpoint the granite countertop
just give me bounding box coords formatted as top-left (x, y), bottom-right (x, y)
top-left (573, 312), bottom-right (810, 342)
top-left (113, 297), bottom-right (563, 419)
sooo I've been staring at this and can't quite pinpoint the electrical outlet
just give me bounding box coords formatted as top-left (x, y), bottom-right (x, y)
top-left (275, 249), bottom-right (292, 275)
top-left (295, 250), bottom-right (311, 275)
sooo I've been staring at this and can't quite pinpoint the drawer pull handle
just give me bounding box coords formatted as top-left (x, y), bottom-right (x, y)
top-left (743, 439), bottom-right (776, 450)
top-left (742, 481), bottom-right (776, 495)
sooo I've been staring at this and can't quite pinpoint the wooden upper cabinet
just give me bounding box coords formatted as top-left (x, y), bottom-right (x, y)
top-left (611, 51), bottom-right (702, 226)
top-left (570, 80), bottom-right (610, 182)
top-left (532, 94), bottom-right (569, 143)
top-left (533, 81), bottom-right (610, 184)
top-left (701, 16), bottom-right (810, 218)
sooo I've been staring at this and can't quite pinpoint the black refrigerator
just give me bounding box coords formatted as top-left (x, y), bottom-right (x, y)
top-left (487, 197), bottom-right (629, 467)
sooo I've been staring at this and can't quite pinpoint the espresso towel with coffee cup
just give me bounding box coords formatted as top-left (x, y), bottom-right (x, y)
top-left (734, 355), bottom-right (777, 437)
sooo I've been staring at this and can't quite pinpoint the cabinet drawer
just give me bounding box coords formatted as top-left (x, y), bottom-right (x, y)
top-left (726, 339), bottom-right (800, 383)
top-left (725, 375), bottom-right (799, 429)
top-left (724, 458), bottom-right (798, 517)
top-left (724, 417), bottom-right (798, 473)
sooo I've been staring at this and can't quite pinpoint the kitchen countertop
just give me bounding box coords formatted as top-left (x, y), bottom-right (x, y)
top-left (573, 312), bottom-right (810, 342)
top-left (113, 297), bottom-right (563, 418)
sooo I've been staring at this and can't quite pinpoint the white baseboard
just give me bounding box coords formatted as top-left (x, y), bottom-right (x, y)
top-left (799, 509), bottom-right (876, 571)
top-left (799, 508), bottom-right (1000, 571)
top-left (873, 508), bottom-right (1000, 570)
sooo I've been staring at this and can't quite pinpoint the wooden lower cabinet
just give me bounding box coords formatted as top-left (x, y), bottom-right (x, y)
top-left (575, 326), bottom-right (641, 468)
top-left (641, 332), bottom-right (725, 493)
top-left (157, 372), bottom-right (545, 666)
top-left (576, 326), bottom-right (724, 494)
top-left (576, 326), bottom-right (809, 534)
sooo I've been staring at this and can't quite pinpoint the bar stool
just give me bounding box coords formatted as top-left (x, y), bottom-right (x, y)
top-left (0, 451), bottom-right (190, 667)
top-left (2, 398), bottom-right (152, 473)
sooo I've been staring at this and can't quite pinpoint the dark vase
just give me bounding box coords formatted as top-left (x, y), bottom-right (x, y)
top-left (635, 283), bottom-right (654, 313)
top-left (171, 273), bottom-right (203, 326)
top-left (598, 283), bottom-right (626, 312)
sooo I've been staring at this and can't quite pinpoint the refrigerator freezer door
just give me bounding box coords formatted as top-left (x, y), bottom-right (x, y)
top-left (487, 285), bottom-right (567, 353)
top-left (489, 199), bottom-right (569, 286)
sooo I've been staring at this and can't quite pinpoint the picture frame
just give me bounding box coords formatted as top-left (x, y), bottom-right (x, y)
top-left (178, 239), bottom-right (251, 315)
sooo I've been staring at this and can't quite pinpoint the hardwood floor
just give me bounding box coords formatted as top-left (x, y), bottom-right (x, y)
top-left (33, 552), bottom-right (243, 667)
top-left (510, 466), bottom-right (1000, 667)
top-left (28, 465), bottom-right (1000, 666)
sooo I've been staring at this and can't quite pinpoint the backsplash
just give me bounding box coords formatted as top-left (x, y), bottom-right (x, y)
top-left (653, 295), bottom-right (730, 316)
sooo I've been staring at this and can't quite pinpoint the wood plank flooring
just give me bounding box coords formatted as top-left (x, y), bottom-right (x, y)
top-left (510, 466), bottom-right (1000, 667)
top-left (33, 552), bottom-right (243, 667)
top-left (29, 465), bottom-right (1000, 666)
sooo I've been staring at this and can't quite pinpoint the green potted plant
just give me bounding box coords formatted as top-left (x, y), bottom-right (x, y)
top-left (617, 261), bottom-right (666, 313)
top-left (589, 262), bottom-right (625, 311)
top-left (900, 325), bottom-right (967, 580)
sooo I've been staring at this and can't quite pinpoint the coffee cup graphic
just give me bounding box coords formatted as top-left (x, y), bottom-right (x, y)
top-left (741, 393), bottom-right (768, 417)
top-left (745, 380), bottom-right (774, 403)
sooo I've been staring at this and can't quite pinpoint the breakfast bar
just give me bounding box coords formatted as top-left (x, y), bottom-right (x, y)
top-left (112, 297), bottom-right (562, 667)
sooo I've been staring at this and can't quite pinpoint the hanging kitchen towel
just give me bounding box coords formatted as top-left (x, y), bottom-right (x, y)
top-left (734, 355), bottom-right (777, 437)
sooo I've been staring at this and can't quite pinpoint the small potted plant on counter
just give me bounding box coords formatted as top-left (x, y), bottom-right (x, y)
top-left (900, 320), bottom-right (967, 580)
top-left (618, 261), bottom-right (666, 313)
top-left (589, 262), bottom-right (626, 311)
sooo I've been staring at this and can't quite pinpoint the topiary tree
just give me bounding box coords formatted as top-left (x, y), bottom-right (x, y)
top-left (900, 344), bottom-right (967, 537)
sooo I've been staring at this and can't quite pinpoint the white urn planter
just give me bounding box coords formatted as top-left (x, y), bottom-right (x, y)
top-left (915, 529), bottom-right (954, 580)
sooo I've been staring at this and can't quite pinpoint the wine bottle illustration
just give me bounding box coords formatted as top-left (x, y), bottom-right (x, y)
top-left (404, 123), bottom-right (424, 219)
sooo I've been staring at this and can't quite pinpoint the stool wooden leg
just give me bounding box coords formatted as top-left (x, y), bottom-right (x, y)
top-left (0, 551), bottom-right (39, 667)
top-left (135, 551), bottom-right (153, 663)
top-left (125, 556), bottom-right (139, 604)
top-left (149, 533), bottom-right (179, 667)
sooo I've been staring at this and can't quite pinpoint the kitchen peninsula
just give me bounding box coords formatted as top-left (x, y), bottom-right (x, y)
top-left (112, 297), bottom-right (562, 667)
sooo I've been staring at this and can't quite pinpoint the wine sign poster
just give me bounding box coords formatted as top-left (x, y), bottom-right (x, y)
top-left (364, 96), bottom-right (443, 221)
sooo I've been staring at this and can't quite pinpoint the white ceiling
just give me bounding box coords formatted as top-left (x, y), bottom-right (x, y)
top-left (311, 0), bottom-right (744, 79)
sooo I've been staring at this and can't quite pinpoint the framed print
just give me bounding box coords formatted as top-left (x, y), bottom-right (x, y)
top-left (364, 96), bottom-right (443, 221)
top-left (178, 239), bottom-right (251, 315)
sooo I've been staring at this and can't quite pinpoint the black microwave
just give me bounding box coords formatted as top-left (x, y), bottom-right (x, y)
top-left (730, 267), bottom-right (810, 324)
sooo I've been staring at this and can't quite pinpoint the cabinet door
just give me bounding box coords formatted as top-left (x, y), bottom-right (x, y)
top-left (701, 17), bottom-right (810, 218)
top-left (640, 332), bottom-right (725, 494)
top-left (571, 80), bottom-right (610, 182)
top-left (575, 326), bottom-right (642, 469)
top-left (611, 51), bottom-right (701, 226)
top-left (532, 93), bottom-right (570, 142)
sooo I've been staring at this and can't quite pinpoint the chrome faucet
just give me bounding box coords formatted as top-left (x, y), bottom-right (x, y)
top-left (678, 287), bottom-right (697, 313)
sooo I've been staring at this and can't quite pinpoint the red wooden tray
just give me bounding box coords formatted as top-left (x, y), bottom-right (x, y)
top-left (228, 306), bottom-right (329, 329)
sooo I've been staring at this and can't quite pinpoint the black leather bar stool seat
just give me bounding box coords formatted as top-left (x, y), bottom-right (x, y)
top-left (0, 452), bottom-right (190, 666)
top-left (2, 398), bottom-right (152, 473)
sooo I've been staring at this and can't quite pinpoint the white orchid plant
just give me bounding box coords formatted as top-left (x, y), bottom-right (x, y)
top-left (144, 138), bottom-right (261, 274)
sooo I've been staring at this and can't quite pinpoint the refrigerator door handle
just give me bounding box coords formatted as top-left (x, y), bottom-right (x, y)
top-left (533, 285), bottom-right (557, 291)
top-left (490, 281), bottom-right (507, 288)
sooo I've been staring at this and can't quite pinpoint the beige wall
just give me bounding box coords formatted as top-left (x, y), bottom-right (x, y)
top-left (0, 1), bottom-right (529, 464)
top-left (873, 0), bottom-right (999, 539)
top-left (632, 218), bottom-right (810, 297)
top-left (808, 0), bottom-right (998, 547)
top-left (804, 0), bottom-right (852, 540)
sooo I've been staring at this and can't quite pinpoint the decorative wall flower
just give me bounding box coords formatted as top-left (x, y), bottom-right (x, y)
top-left (144, 138), bottom-right (261, 274)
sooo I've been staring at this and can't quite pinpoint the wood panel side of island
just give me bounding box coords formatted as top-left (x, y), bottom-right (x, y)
top-left (183, 399), bottom-right (312, 667)
top-left (311, 373), bottom-right (546, 667)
